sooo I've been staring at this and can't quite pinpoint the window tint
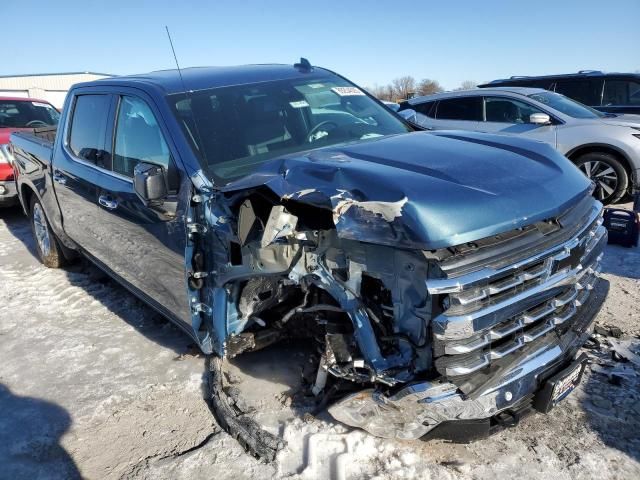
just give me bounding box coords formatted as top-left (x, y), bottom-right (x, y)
top-left (413, 101), bottom-right (435, 117)
top-left (436, 97), bottom-right (482, 120)
top-left (603, 80), bottom-right (640, 106)
top-left (113, 96), bottom-right (172, 178)
top-left (69, 95), bottom-right (110, 166)
top-left (170, 76), bottom-right (410, 182)
top-left (554, 80), bottom-right (603, 105)
top-left (484, 97), bottom-right (543, 123)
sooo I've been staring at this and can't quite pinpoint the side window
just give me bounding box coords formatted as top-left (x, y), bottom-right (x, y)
top-left (436, 97), bottom-right (482, 121)
top-left (413, 101), bottom-right (435, 117)
top-left (603, 80), bottom-right (640, 106)
top-left (484, 97), bottom-right (544, 124)
top-left (113, 96), bottom-right (172, 178)
top-left (68, 94), bottom-right (110, 166)
top-left (554, 80), bottom-right (603, 105)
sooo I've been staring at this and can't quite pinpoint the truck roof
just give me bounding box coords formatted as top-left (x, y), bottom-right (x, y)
top-left (78, 64), bottom-right (332, 95)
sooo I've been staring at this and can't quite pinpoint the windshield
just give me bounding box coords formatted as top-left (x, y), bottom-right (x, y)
top-left (0, 100), bottom-right (60, 128)
top-left (169, 75), bottom-right (411, 183)
top-left (528, 91), bottom-right (604, 119)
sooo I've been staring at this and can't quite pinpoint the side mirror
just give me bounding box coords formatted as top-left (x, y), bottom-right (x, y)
top-left (134, 162), bottom-right (168, 205)
top-left (529, 113), bottom-right (551, 125)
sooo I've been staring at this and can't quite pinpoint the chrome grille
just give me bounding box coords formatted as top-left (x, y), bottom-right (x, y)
top-left (427, 201), bottom-right (606, 378)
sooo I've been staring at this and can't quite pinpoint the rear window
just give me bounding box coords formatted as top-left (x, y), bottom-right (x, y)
top-left (68, 94), bottom-right (111, 167)
top-left (0, 100), bottom-right (60, 128)
top-left (436, 97), bottom-right (482, 121)
top-left (554, 80), bottom-right (603, 105)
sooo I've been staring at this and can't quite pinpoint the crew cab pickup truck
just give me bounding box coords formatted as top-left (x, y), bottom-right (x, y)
top-left (11, 61), bottom-right (607, 457)
top-left (0, 96), bottom-right (59, 206)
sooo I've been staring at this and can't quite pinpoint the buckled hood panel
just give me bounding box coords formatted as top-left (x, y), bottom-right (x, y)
top-left (221, 131), bottom-right (592, 250)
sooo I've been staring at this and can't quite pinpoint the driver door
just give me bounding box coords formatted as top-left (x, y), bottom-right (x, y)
top-left (91, 91), bottom-right (192, 331)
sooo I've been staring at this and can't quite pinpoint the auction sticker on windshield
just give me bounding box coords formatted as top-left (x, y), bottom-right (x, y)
top-left (332, 87), bottom-right (365, 96)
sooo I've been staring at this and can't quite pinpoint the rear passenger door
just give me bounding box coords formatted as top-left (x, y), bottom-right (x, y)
top-left (55, 91), bottom-right (113, 256)
top-left (91, 91), bottom-right (192, 329)
top-left (431, 96), bottom-right (482, 131)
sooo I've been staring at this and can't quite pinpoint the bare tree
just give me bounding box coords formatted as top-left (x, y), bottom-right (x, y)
top-left (366, 84), bottom-right (387, 100)
top-left (416, 78), bottom-right (444, 96)
top-left (392, 76), bottom-right (416, 100)
top-left (454, 80), bottom-right (477, 91)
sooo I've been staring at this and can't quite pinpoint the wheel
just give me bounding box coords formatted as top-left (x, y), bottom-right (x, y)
top-left (30, 196), bottom-right (64, 268)
top-left (574, 152), bottom-right (628, 205)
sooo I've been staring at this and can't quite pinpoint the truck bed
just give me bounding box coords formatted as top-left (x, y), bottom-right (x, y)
top-left (11, 129), bottom-right (55, 166)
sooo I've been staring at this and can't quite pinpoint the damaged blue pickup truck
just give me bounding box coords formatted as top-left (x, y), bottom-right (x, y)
top-left (11, 60), bottom-right (607, 458)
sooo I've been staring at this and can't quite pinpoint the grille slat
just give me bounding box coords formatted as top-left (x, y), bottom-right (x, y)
top-left (430, 204), bottom-right (606, 379)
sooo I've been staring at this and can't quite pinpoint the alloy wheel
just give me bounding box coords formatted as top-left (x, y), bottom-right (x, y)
top-left (578, 160), bottom-right (619, 203)
top-left (32, 203), bottom-right (51, 257)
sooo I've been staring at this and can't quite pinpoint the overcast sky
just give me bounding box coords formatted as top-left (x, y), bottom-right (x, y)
top-left (4, 0), bottom-right (639, 90)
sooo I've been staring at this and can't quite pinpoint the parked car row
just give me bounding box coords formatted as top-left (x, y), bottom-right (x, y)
top-left (479, 71), bottom-right (640, 115)
top-left (398, 75), bottom-right (640, 205)
top-left (9, 60), bottom-right (608, 454)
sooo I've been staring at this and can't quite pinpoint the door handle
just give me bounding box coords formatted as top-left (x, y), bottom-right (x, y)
top-left (98, 194), bottom-right (118, 210)
top-left (52, 171), bottom-right (67, 185)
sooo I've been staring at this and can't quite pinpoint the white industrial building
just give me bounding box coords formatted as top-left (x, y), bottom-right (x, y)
top-left (0, 72), bottom-right (112, 109)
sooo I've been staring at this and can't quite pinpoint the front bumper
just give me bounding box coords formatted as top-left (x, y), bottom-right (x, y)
top-left (0, 180), bottom-right (18, 206)
top-left (328, 276), bottom-right (606, 440)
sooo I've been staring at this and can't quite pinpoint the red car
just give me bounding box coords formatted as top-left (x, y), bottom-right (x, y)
top-left (0, 96), bottom-right (60, 206)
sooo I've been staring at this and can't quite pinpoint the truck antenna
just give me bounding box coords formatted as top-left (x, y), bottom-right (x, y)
top-left (165, 26), bottom-right (209, 172)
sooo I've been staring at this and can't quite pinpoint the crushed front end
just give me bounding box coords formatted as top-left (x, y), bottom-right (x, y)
top-left (186, 152), bottom-right (607, 445)
top-left (329, 195), bottom-right (607, 439)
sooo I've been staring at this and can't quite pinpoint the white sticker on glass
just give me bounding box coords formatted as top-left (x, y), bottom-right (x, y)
top-left (289, 100), bottom-right (310, 109)
top-left (331, 87), bottom-right (365, 97)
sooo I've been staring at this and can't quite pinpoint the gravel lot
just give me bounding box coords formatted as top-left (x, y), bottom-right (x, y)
top-left (0, 204), bottom-right (638, 480)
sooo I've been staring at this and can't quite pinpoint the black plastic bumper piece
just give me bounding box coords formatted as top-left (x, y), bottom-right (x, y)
top-left (421, 397), bottom-right (536, 443)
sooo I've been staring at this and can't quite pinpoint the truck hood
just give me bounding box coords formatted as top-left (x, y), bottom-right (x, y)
top-left (221, 131), bottom-right (592, 250)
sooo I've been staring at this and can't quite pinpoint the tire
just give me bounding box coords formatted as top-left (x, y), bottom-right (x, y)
top-left (30, 196), bottom-right (65, 268)
top-left (574, 152), bottom-right (628, 205)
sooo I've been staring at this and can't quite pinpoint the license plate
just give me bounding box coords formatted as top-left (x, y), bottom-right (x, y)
top-left (533, 354), bottom-right (587, 413)
top-left (551, 363), bottom-right (583, 403)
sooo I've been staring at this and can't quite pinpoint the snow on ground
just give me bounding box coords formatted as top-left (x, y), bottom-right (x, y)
top-left (0, 205), bottom-right (639, 480)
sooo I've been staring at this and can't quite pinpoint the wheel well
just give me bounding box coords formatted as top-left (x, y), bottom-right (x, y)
top-left (567, 145), bottom-right (632, 177)
top-left (20, 184), bottom-right (36, 214)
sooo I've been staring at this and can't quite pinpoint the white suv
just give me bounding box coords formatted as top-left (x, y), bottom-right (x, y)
top-left (399, 87), bottom-right (640, 205)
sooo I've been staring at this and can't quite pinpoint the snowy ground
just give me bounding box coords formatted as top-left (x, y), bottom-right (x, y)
top-left (0, 204), bottom-right (639, 480)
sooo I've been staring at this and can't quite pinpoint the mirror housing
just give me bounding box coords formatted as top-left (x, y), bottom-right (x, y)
top-left (134, 162), bottom-right (168, 205)
top-left (529, 113), bottom-right (551, 125)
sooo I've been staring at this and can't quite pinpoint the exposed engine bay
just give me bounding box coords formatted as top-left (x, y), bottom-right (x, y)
top-left (183, 169), bottom-right (607, 461)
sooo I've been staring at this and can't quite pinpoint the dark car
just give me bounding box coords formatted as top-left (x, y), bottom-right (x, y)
top-left (479, 71), bottom-right (640, 115)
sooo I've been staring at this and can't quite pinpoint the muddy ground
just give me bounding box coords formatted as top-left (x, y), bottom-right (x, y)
top-left (0, 204), bottom-right (638, 480)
